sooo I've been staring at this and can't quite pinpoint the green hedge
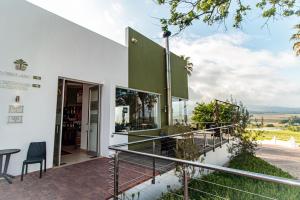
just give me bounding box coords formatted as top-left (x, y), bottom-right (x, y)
top-left (160, 153), bottom-right (300, 200)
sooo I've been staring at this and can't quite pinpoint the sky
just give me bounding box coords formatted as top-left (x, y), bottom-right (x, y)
top-left (27, 0), bottom-right (300, 108)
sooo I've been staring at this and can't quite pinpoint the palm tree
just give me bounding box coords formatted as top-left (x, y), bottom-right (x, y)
top-left (291, 24), bottom-right (300, 56)
top-left (181, 56), bottom-right (193, 76)
top-left (14, 59), bottom-right (28, 71)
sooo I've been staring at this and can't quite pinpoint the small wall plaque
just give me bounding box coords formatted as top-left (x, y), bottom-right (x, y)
top-left (9, 105), bottom-right (24, 113)
top-left (32, 84), bottom-right (41, 88)
top-left (8, 116), bottom-right (23, 124)
top-left (33, 76), bottom-right (41, 80)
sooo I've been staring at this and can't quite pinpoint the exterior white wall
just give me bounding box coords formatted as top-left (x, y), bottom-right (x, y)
top-left (0, 0), bottom-right (128, 175)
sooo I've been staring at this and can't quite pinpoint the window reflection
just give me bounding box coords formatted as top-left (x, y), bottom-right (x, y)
top-left (115, 88), bottom-right (159, 132)
top-left (172, 97), bottom-right (188, 125)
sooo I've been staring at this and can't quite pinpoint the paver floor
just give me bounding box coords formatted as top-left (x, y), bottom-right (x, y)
top-left (256, 144), bottom-right (300, 179)
top-left (0, 157), bottom-right (154, 200)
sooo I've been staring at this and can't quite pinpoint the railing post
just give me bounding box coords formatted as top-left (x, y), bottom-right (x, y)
top-left (152, 140), bottom-right (156, 184)
top-left (213, 130), bottom-right (215, 152)
top-left (203, 130), bottom-right (207, 157)
top-left (227, 127), bottom-right (230, 142)
top-left (114, 151), bottom-right (119, 200)
top-left (183, 165), bottom-right (189, 200)
top-left (220, 127), bottom-right (222, 148)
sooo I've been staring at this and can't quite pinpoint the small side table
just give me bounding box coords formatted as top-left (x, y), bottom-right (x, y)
top-left (0, 149), bottom-right (21, 184)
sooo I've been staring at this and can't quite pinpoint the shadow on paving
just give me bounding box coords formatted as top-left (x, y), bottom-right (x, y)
top-left (0, 136), bottom-right (229, 200)
top-left (119, 136), bottom-right (228, 176)
top-left (0, 157), bottom-right (154, 200)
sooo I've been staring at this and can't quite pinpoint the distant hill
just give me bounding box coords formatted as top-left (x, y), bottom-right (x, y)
top-left (186, 103), bottom-right (300, 115)
top-left (248, 105), bottom-right (300, 114)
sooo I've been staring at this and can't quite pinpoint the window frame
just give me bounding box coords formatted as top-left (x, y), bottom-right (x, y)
top-left (172, 96), bottom-right (188, 125)
top-left (115, 86), bottom-right (161, 133)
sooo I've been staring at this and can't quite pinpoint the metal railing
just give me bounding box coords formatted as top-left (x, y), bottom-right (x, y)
top-left (108, 124), bottom-right (300, 200)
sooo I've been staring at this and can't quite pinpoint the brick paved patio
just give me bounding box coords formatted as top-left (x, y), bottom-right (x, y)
top-left (0, 157), bottom-right (154, 200)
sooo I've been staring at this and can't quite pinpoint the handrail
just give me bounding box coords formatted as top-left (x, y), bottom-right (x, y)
top-left (109, 123), bottom-right (300, 200)
top-left (194, 122), bottom-right (232, 124)
top-left (108, 146), bottom-right (300, 187)
top-left (109, 123), bottom-right (300, 187)
top-left (111, 124), bottom-right (236, 148)
top-left (113, 132), bottom-right (158, 138)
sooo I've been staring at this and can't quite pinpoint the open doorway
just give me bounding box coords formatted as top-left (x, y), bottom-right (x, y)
top-left (53, 78), bottom-right (101, 167)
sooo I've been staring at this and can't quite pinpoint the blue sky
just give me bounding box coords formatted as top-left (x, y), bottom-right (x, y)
top-left (28, 0), bottom-right (300, 107)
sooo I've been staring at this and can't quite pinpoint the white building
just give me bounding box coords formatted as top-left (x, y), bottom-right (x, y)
top-left (0, 0), bottom-right (189, 175)
top-left (0, 0), bottom-right (188, 177)
top-left (0, 0), bottom-right (129, 175)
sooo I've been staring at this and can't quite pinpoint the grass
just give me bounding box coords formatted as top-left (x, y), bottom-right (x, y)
top-left (252, 114), bottom-right (300, 124)
top-left (160, 153), bottom-right (300, 200)
top-left (257, 129), bottom-right (300, 144)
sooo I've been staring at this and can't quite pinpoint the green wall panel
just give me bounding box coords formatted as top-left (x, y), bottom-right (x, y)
top-left (171, 53), bottom-right (189, 99)
top-left (127, 27), bottom-right (189, 134)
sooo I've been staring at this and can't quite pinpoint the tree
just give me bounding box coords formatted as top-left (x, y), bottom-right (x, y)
top-left (14, 59), bottom-right (28, 71)
top-left (145, 94), bottom-right (158, 122)
top-left (162, 125), bottom-right (201, 199)
top-left (228, 102), bottom-right (263, 157)
top-left (138, 92), bottom-right (148, 123)
top-left (156, 0), bottom-right (300, 32)
top-left (191, 100), bottom-right (237, 128)
top-left (175, 131), bottom-right (201, 200)
top-left (291, 24), bottom-right (300, 56)
top-left (192, 100), bottom-right (261, 156)
top-left (191, 102), bottom-right (214, 127)
top-left (261, 116), bottom-right (264, 127)
top-left (180, 56), bottom-right (193, 76)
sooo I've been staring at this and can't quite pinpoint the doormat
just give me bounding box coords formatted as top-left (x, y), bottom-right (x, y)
top-left (61, 150), bottom-right (72, 155)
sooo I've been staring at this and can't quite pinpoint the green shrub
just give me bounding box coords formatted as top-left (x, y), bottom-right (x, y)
top-left (265, 124), bottom-right (275, 127)
top-left (287, 126), bottom-right (300, 132)
top-left (160, 153), bottom-right (300, 200)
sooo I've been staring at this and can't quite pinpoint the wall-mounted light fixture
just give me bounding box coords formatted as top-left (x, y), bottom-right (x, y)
top-left (131, 37), bottom-right (138, 44)
top-left (15, 96), bottom-right (20, 103)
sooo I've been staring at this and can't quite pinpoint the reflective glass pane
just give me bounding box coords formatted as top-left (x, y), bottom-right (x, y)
top-left (172, 97), bottom-right (188, 125)
top-left (115, 88), bottom-right (159, 132)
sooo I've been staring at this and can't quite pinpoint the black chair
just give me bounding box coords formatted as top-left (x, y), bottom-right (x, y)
top-left (21, 142), bottom-right (46, 181)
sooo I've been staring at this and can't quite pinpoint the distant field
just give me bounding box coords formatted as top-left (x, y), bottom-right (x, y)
top-left (251, 113), bottom-right (300, 125)
top-left (257, 129), bottom-right (300, 144)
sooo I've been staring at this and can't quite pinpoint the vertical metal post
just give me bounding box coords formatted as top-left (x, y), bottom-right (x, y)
top-left (163, 30), bottom-right (173, 126)
top-left (114, 151), bottom-right (119, 200)
top-left (213, 130), bottom-right (215, 152)
top-left (152, 140), bottom-right (156, 184)
top-left (227, 128), bottom-right (230, 142)
top-left (183, 165), bottom-right (189, 200)
top-left (203, 131), bottom-right (207, 157)
top-left (0, 155), bottom-right (3, 175)
top-left (220, 127), bottom-right (223, 148)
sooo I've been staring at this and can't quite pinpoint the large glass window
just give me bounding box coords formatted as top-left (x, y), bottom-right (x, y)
top-left (172, 97), bottom-right (188, 125)
top-left (115, 88), bottom-right (160, 132)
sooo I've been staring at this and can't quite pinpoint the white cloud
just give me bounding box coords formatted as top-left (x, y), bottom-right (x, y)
top-left (170, 33), bottom-right (300, 107)
top-left (24, 1), bottom-right (300, 107)
top-left (27, 0), bottom-right (130, 45)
